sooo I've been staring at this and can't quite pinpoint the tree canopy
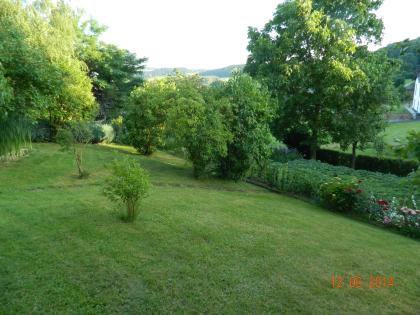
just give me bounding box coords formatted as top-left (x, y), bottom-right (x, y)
top-left (77, 20), bottom-right (147, 121)
top-left (245, 0), bottom-right (393, 160)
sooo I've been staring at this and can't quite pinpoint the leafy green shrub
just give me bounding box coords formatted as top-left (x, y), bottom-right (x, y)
top-left (104, 158), bottom-right (151, 222)
top-left (164, 74), bottom-right (231, 178)
top-left (56, 122), bottom-right (93, 178)
top-left (317, 148), bottom-right (418, 176)
top-left (217, 73), bottom-right (274, 180)
top-left (125, 80), bottom-right (172, 155)
top-left (319, 177), bottom-right (364, 212)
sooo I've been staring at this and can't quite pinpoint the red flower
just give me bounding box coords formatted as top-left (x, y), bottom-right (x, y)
top-left (357, 189), bottom-right (362, 194)
top-left (377, 199), bottom-right (389, 206)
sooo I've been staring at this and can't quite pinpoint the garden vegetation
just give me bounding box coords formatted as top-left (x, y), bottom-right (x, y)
top-left (2, 0), bottom-right (420, 312)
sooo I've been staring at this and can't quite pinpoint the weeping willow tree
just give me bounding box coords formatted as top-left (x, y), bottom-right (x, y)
top-left (0, 116), bottom-right (32, 160)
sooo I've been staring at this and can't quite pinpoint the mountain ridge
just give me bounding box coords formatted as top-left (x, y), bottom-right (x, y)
top-left (144, 64), bottom-right (245, 79)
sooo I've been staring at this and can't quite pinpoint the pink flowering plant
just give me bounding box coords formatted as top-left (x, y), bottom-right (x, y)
top-left (365, 194), bottom-right (420, 235)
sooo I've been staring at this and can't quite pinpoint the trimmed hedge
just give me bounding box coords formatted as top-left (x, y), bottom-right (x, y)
top-left (316, 149), bottom-right (418, 177)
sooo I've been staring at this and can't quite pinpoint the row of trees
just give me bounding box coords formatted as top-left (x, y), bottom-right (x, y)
top-left (125, 73), bottom-right (275, 179)
top-left (245, 0), bottom-right (398, 166)
top-left (2, 0), bottom-right (402, 178)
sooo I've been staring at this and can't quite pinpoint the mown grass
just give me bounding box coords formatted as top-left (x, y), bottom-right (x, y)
top-left (1, 143), bottom-right (420, 314)
top-left (324, 120), bottom-right (420, 158)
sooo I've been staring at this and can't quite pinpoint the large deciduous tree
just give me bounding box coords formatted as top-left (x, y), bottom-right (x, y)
top-left (331, 49), bottom-right (399, 168)
top-left (245, 0), bottom-right (387, 159)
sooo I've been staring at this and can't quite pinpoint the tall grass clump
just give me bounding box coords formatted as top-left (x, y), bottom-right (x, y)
top-left (0, 116), bottom-right (31, 160)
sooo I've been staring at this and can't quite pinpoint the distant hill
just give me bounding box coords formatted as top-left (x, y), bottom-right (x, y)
top-left (199, 65), bottom-right (244, 78)
top-left (379, 37), bottom-right (420, 100)
top-left (144, 64), bottom-right (245, 80)
top-left (143, 67), bottom-right (201, 79)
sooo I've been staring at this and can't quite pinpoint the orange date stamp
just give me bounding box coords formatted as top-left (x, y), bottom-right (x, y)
top-left (331, 274), bottom-right (394, 289)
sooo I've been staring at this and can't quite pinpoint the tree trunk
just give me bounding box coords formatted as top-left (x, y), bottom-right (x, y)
top-left (310, 104), bottom-right (321, 160)
top-left (126, 199), bottom-right (137, 222)
top-left (75, 148), bottom-right (84, 177)
top-left (310, 124), bottom-right (318, 160)
top-left (351, 142), bottom-right (357, 169)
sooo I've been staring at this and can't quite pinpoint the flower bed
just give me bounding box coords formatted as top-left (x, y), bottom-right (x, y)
top-left (257, 159), bottom-right (420, 238)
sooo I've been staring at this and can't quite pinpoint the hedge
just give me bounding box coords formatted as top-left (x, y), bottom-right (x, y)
top-left (316, 149), bottom-right (418, 177)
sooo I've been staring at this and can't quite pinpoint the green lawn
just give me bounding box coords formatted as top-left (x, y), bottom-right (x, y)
top-left (1, 144), bottom-right (420, 314)
top-left (324, 120), bottom-right (420, 157)
top-left (383, 121), bottom-right (420, 145)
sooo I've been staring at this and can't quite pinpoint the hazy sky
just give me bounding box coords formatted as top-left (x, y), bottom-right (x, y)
top-left (70, 0), bottom-right (420, 69)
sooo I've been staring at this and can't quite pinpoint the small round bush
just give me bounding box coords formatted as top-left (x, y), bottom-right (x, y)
top-left (319, 177), bottom-right (364, 212)
top-left (104, 158), bottom-right (151, 222)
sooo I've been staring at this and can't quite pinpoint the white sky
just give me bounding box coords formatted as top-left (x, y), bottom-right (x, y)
top-left (70, 0), bottom-right (420, 69)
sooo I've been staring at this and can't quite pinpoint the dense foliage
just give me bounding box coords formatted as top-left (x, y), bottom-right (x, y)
top-left (330, 49), bottom-right (399, 166)
top-left (124, 73), bottom-right (274, 179)
top-left (217, 73), bottom-right (274, 180)
top-left (166, 75), bottom-right (231, 178)
top-left (125, 79), bottom-right (174, 155)
top-left (319, 177), bottom-right (364, 213)
top-left (0, 0), bottom-right (147, 158)
top-left (245, 0), bottom-right (396, 160)
top-left (0, 0), bottom-right (96, 156)
top-left (380, 37), bottom-right (420, 100)
top-left (83, 41), bottom-right (147, 120)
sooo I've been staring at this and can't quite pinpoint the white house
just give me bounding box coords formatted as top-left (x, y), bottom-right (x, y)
top-left (412, 75), bottom-right (420, 113)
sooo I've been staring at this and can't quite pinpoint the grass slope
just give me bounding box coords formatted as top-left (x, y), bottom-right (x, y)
top-left (1, 144), bottom-right (420, 314)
